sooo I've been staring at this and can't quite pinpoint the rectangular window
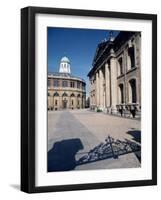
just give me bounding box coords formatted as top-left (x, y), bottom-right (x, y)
top-left (82, 83), bottom-right (85, 90)
top-left (48, 80), bottom-right (50, 87)
top-left (77, 82), bottom-right (81, 89)
top-left (70, 81), bottom-right (75, 88)
top-left (62, 80), bottom-right (68, 87)
top-left (54, 80), bottom-right (59, 87)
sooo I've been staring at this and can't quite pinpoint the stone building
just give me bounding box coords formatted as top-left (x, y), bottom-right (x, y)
top-left (88, 31), bottom-right (141, 118)
top-left (48, 56), bottom-right (86, 110)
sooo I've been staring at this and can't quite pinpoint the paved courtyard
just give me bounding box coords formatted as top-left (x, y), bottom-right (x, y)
top-left (48, 109), bottom-right (141, 172)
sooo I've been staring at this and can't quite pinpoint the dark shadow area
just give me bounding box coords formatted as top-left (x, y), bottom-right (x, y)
top-left (77, 136), bottom-right (141, 165)
top-left (48, 136), bottom-right (141, 172)
top-left (127, 129), bottom-right (141, 143)
top-left (125, 138), bottom-right (141, 163)
top-left (126, 129), bottom-right (141, 162)
top-left (48, 138), bottom-right (83, 172)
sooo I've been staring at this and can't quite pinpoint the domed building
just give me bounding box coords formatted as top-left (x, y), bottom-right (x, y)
top-left (59, 56), bottom-right (71, 73)
top-left (48, 57), bottom-right (86, 110)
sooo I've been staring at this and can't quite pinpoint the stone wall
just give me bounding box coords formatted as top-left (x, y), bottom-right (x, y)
top-left (48, 77), bottom-right (86, 110)
top-left (88, 32), bottom-right (141, 118)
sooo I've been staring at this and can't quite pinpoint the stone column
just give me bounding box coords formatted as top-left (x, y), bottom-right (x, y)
top-left (52, 96), bottom-right (54, 108)
top-left (105, 63), bottom-right (110, 107)
top-left (99, 68), bottom-right (104, 109)
top-left (124, 50), bottom-right (129, 105)
top-left (94, 80), bottom-right (96, 106)
top-left (103, 91), bottom-right (106, 108)
top-left (81, 96), bottom-right (83, 108)
top-left (96, 72), bottom-right (99, 107)
top-left (110, 57), bottom-right (117, 113)
top-left (83, 95), bottom-right (85, 108)
top-left (90, 80), bottom-right (93, 106)
top-left (59, 95), bottom-right (62, 109)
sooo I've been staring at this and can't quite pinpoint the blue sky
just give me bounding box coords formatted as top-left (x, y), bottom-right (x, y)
top-left (47, 27), bottom-right (119, 95)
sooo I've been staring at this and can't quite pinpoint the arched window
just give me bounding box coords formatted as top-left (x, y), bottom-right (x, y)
top-left (128, 46), bottom-right (135, 69)
top-left (53, 92), bottom-right (59, 97)
top-left (70, 93), bottom-right (75, 97)
top-left (118, 84), bottom-right (124, 103)
top-left (77, 94), bottom-right (81, 98)
top-left (62, 92), bottom-right (68, 97)
top-left (129, 79), bottom-right (137, 103)
top-left (55, 100), bottom-right (58, 106)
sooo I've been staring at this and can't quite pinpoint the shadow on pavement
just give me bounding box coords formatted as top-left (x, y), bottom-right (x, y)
top-left (126, 129), bottom-right (141, 162)
top-left (48, 138), bottom-right (83, 172)
top-left (77, 136), bottom-right (141, 165)
top-left (48, 136), bottom-right (141, 172)
top-left (126, 129), bottom-right (141, 143)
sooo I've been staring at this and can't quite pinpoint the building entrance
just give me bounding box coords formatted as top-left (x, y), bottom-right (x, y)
top-left (62, 99), bottom-right (67, 109)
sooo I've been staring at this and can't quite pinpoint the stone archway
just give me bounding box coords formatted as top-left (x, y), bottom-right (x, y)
top-left (53, 92), bottom-right (59, 110)
top-left (62, 92), bottom-right (68, 109)
top-left (62, 98), bottom-right (67, 109)
top-left (70, 93), bottom-right (75, 109)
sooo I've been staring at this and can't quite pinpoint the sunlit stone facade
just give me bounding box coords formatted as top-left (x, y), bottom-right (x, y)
top-left (88, 31), bottom-right (141, 118)
top-left (48, 57), bottom-right (86, 110)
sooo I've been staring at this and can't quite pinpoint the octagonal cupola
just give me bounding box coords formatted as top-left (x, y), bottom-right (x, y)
top-left (59, 56), bottom-right (71, 74)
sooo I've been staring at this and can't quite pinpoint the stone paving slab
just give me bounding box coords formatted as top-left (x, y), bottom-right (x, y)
top-left (48, 110), bottom-right (100, 154)
top-left (71, 109), bottom-right (141, 143)
top-left (75, 153), bottom-right (140, 170)
top-left (48, 109), bottom-right (141, 171)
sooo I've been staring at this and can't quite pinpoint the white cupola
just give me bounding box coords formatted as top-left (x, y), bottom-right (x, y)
top-left (59, 56), bottom-right (71, 74)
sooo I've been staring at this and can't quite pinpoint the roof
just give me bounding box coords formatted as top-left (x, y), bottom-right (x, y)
top-left (60, 56), bottom-right (70, 63)
top-left (88, 31), bottom-right (138, 77)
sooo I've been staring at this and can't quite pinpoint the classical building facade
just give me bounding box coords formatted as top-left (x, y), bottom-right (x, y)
top-left (88, 31), bottom-right (141, 118)
top-left (48, 57), bottom-right (86, 110)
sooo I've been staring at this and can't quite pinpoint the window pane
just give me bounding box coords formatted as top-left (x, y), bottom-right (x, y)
top-left (70, 81), bottom-right (75, 88)
top-left (48, 80), bottom-right (50, 87)
top-left (54, 80), bottom-right (59, 87)
top-left (62, 80), bottom-right (68, 87)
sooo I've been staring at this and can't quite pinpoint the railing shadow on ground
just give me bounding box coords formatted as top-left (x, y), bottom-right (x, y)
top-left (77, 136), bottom-right (141, 165)
top-left (48, 135), bottom-right (141, 172)
top-left (48, 138), bottom-right (83, 172)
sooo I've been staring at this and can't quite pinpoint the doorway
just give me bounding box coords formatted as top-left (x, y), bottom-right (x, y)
top-left (63, 99), bottom-right (67, 109)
